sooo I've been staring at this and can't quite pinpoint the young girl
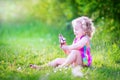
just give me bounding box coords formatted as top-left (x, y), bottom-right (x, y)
top-left (30, 16), bottom-right (95, 69)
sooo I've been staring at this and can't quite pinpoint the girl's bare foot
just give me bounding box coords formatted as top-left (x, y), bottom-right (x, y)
top-left (30, 64), bottom-right (41, 70)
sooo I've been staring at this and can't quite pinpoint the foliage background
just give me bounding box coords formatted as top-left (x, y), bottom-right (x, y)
top-left (0, 0), bottom-right (120, 80)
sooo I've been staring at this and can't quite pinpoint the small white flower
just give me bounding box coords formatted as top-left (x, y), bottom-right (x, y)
top-left (54, 70), bottom-right (57, 73)
top-left (17, 67), bottom-right (21, 71)
top-left (65, 71), bottom-right (67, 74)
top-left (59, 68), bottom-right (62, 71)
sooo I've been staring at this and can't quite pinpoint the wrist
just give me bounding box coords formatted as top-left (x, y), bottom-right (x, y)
top-left (68, 45), bottom-right (72, 50)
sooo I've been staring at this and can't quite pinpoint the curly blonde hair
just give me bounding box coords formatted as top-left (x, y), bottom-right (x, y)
top-left (72, 16), bottom-right (95, 38)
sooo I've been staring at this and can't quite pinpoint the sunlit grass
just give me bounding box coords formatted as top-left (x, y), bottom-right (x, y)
top-left (0, 20), bottom-right (120, 80)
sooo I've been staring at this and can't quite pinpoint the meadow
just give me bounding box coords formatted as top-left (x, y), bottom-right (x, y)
top-left (0, 20), bottom-right (120, 80)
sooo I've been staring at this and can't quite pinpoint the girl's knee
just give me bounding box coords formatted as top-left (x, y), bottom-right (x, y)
top-left (48, 60), bottom-right (57, 67)
top-left (55, 58), bottom-right (61, 63)
top-left (49, 58), bottom-right (65, 67)
top-left (70, 50), bottom-right (80, 55)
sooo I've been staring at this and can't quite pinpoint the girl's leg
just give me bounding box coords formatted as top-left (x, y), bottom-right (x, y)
top-left (74, 50), bottom-right (83, 66)
top-left (48, 58), bottom-right (66, 67)
top-left (30, 64), bottom-right (41, 69)
top-left (30, 58), bottom-right (66, 69)
top-left (60, 50), bottom-right (82, 67)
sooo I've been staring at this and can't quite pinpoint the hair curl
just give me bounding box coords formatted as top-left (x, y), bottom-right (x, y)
top-left (72, 16), bottom-right (95, 38)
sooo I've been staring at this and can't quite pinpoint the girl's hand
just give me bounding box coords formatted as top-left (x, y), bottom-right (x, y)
top-left (61, 45), bottom-right (70, 51)
top-left (59, 34), bottom-right (66, 47)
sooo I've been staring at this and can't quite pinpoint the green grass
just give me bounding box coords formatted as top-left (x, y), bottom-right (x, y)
top-left (0, 20), bottom-right (120, 80)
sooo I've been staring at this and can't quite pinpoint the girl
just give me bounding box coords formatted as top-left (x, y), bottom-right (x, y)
top-left (30, 16), bottom-right (95, 69)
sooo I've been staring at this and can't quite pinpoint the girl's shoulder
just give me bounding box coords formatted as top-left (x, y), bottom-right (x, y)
top-left (73, 35), bottom-right (90, 44)
top-left (81, 35), bottom-right (90, 41)
top-left (81, 35), bottom-right (90, 45)
top-left (83, 35), bottom-right (90, 47)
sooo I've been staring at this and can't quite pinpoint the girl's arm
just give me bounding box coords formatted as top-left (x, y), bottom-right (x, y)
top-left (61, 44), bottom-right (71, 55)
top-left (59, 34), bottom-right (71, 55)
top-left (62, 37), bottom-right (88, 51)
top-left (63, 38), bottom-right (76, 54)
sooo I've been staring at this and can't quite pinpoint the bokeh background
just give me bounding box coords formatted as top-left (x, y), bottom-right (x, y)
top-left (0, 0), bottom-right (120, 80)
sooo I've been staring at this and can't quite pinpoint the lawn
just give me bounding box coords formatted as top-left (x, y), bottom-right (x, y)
top-left (0, 20), bottom-right (120, 80)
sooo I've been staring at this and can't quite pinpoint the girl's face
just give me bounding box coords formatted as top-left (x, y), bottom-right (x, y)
top-left (73, 23), bottom-right (84, 38)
